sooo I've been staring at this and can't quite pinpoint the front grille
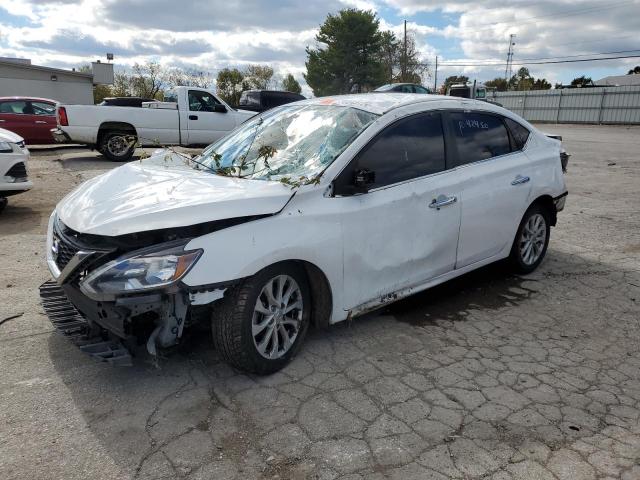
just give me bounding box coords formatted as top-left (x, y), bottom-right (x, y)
top-left (53, 229), bottom-right (80, 272)
top-left (6, 162), bottom-right (27, 180)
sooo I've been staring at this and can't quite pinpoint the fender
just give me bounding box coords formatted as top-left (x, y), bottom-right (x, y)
top-left (182, 187), bottom-right (346, 323)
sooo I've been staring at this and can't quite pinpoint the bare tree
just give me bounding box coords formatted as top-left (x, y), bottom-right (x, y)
top-left (130, 61), bottom-right (167, 99)
top-left (244, 65), bottom-right (275, 89)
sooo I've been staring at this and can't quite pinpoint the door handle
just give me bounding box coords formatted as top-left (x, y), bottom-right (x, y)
top-left (35, 120), bottom-right (47, 124)
top-left (429, 194), bottom-right (457, 210)
top-left (0, 119), bottom-right (5, 122)
top-left (189, 115), bottom-right (198, 120)
top-left (511, 175), bottom-right (530, 185)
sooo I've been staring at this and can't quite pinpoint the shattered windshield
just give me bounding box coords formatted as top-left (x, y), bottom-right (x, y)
top-left (197, 104), bottom-right (378, 181)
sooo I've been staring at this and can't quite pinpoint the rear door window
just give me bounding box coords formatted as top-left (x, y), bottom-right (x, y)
top-left (338, 112), bottom-right (446, 190)
top-left (447, 111), bottom-right (512, 166)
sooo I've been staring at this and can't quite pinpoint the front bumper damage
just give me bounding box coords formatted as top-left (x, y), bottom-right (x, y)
top-left (40, 215), bottom-right (229, 366)
top-left (40, 280), bottom-right (133, 366)
top-left (40, 278), bottom-right (227, 365)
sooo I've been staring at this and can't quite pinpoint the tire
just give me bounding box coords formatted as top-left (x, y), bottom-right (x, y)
top-left (99, 131), bottom-right (136, 162)
top-left (0, 197), bottom-right (6, 214)
top-left (509, 204), bottom-right (551, 274)
top-left (212, 263), bottom-right (311, 374)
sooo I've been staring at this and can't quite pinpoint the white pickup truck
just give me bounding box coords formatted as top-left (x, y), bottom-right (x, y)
top-left (52, 86), bottom-right (256, 161)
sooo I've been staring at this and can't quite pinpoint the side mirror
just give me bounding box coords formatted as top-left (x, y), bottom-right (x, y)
top-left (214, 104), bottom-right (227, 113)
top-left (353, 169), bottom-right (375, 192)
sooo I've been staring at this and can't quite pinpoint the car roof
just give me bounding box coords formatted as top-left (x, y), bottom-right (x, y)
top-left (0, 96), bottom-right (57, 103)
top-left (297, 93), bottom-right (482, 115)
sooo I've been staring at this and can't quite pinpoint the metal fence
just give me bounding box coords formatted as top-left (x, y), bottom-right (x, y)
top-left (488, 86), bottom-right (640, 124)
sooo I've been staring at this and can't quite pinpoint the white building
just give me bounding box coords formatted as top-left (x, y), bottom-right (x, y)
top-left (0, 58), bottom-right (113, 104)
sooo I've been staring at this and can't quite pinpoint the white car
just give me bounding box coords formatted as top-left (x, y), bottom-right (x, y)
top-left (40, 94), bottom-right (568, 372)
top-left (0, 127), bottom-right (32, 212)
top-left (52, 86), bottom-right (256, 161)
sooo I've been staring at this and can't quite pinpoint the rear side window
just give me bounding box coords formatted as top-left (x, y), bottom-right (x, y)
top-left (504, 117), bottom-right (531, 150)
top-left (346, 112), bottom-right (445, 189)
top-left (31, 101), bottom-right (56, 115)
top-left (447, 111), bottom-right (511, 166)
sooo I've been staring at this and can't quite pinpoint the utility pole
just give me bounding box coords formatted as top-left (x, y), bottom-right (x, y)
top-left (504, 34), bottom-right (516, 86)
top-left (403, 20), bottom-right (407, 82)
top-left (434, 56), bottom-right (438, 92)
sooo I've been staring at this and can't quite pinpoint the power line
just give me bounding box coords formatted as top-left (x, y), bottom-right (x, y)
top-left (517, 49), bottom-right (640, 62)
top-left (439, 49), bottom-right (640, 66)
top-left (437, 54), bottom-right (640, 67)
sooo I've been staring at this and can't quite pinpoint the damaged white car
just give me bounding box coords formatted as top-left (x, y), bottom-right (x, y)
top-left (40, 93), bottom-right (568, 373)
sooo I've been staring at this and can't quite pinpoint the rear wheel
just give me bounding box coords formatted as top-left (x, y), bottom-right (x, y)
top-left (212, 264), bottom-right (311, 374)
top-left (509, 204), bottom-right (551, 274)
top-left (0, 197), bottom-right (7, 214)
top-left (99, 131), bottom-right (136, 162)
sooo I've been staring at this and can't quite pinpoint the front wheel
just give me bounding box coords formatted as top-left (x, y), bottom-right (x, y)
top-left (212, 264), bottom-right (311, 374)
top-left (509, 205), bottom-right (551, 274)
top-left (0, 197), bottom-right (7, 214)
top-left (99, 131), bottom-right (136, 162)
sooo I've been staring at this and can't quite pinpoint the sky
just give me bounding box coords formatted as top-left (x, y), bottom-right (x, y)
top-left (1, 0), bottom-right (639, 96)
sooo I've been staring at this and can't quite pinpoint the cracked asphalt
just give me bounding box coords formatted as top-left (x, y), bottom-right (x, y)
top-left (1, 124), bottom-right (639, 480)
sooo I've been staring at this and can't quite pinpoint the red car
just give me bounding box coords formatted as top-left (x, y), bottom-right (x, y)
top-left (0, 97), bottom-right (58, 145)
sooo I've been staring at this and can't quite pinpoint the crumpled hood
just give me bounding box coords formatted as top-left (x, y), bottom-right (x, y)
top-left (56, 152), bottom-right (294, 236)
top-left (0, 127), bottom-right (24, 143)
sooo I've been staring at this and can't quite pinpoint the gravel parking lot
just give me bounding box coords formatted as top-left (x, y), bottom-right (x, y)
top-left (1, 124), bottom-right (639, 480)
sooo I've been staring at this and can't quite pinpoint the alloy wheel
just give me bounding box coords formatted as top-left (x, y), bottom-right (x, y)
top-left (251, 274), bottom-right (303, 359)
top-left (519, 213), bottom-right (547, 265)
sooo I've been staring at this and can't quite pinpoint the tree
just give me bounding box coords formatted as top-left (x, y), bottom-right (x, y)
top-left (379, 31), bottom-right (399, 84)
top-left (244, 65), bottom-right (275, 90)
top-left (440, 75), bottom-right (468, 94)
top-left (305, 9), bottom-right (386, 96)
top-left (509, 67), bottom-right (534, 91)
top-left (627, 66), bottom-right (640, 75)
top-left (484, 77), bottom-right (508, 92)
top-left (167, 68), bottom-right (213, 88)
top-left (397, 30), bottom-right (427, 84)
top-left (570, 75), bottom-right (593, 87)
top-left (130, 61), bottom-right (167, 99)
top-left (111, 72), bottom-right (131, 96)
top-left (532, 78), bottom-right (552, 90)
top-left (215, 68), bottom-right (248, 106)
top-left (281, 73), bottom-right (302, 94)
top-left (378, 29), bottom-right (427, 84)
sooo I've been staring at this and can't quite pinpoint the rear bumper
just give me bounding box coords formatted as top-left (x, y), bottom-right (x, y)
top-left (39, 280), bottom-right (133, 365)
top-left (51, 128), bottom-right (71, 144)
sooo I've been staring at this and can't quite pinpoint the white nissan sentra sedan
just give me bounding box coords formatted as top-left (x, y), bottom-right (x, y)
top-left (41, 93), bottom-right (568, 373)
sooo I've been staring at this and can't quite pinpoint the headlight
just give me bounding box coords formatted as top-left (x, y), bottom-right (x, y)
top-left (80, 243), bottom-right (202, 298)
top-left (0, 142), bottom-right (13, 153)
